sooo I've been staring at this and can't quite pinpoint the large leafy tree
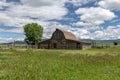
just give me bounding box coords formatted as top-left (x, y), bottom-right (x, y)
top-left (24, 23), bottom-right (43, 47)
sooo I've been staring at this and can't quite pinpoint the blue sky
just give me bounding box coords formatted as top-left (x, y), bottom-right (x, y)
top-left (0, 0), bottom-right (120, 43)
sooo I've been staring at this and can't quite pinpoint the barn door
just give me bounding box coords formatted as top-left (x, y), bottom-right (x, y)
top-left (77, 43), bottom-right (80, 49)
top-left (53, 43), bottom-right (57, 48)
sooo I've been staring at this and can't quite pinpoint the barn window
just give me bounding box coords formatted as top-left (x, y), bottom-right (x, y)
top-left (53, 31), bottom-right (63, 40)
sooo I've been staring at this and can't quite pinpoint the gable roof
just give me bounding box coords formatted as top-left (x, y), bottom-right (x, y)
top-left (56, 28), bottom-right (77, 41)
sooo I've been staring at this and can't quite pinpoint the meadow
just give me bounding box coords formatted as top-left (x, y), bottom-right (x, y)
top-left (0, 46), bottom-right (120, 80)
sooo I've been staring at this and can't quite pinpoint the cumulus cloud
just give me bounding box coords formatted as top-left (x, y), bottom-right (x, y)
top-left (0, 0), bottom-right (68, 27)
top-left (0, 37), bottom-right (24, 43)
top-left (68, 0), bottom-right (97, 6)
top-left (98, 0), bottom-right (120, 10)
top-left (7, 5), bottom-right (68, 20)
top-left (0, 0), bottom-right (120, 42)
top-left (71, 25), bottom-right (120, 40)
top-left (72, 23), bottom-right (120, 40)
top-left (75, 7), bottom-right (116, 29)
top-left (91, 25), bottom-right (120, 40)
top-left (0, 0), bottom-right (7, 9)
top-left (73, 22), bottom-right (92, 27)
top-left (75, 7), bottom-right (116, 24)
top-left (0, 27), bottom-right (23, 33)
top-left (0, 0), bottom-right (68, 39)
top-left (73, 28), bottom-right (91, 39)
top-left (21, 0), bottom-right (68, 7)
top-left (21, 0), bottom-right (96, 7)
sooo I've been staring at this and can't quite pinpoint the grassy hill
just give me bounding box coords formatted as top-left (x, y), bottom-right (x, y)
top-left (0, 47), bottom-right (120, 80)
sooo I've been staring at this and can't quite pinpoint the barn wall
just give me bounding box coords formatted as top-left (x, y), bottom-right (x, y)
top-left (82, 43), bottom-right (92, 50)
top-left (50, 40), bottom-right (82, 49)
top-left (50, 39), bottom-right (66, 49)
top-left (66, 40), bottom-right (78, 49)
top-left (39, 43), bottom-right (49, 49)
top-left (39, 40), bottom-right (91, 50)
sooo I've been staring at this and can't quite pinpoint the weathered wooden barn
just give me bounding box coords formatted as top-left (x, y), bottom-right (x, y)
top-left (38, 29), bottom-right (91, 49)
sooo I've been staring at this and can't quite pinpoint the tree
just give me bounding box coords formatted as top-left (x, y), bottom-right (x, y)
top-left (24, 23), bottom-right (43, 48)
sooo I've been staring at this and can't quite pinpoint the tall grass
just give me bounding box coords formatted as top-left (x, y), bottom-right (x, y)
top-left (0, 47), bottom-right (120, 80)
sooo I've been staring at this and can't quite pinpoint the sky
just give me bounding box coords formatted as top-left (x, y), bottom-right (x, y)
top-left (0, 0), bottom-right (120, 43)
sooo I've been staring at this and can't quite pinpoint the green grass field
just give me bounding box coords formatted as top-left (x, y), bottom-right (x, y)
top-left (0, 47), bottom-right (120, 80)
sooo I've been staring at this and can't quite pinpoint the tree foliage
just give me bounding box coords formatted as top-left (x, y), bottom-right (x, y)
top-left (24, 23), bottom-right (43, 45)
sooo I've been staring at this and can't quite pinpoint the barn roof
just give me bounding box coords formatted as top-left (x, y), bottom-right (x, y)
top-left (56, 29), bottom-right (77, 41)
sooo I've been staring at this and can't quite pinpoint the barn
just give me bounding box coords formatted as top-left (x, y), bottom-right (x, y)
top-left (38, 28), bottom-right (91, 50)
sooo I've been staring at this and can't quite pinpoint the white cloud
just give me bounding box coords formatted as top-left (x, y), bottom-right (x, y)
top-left (73, 22), bottom-right (93, 27)
top-left (71, 24), bottom-right (120, 40)
top-left (0, 0), bottom-right (69, 26)
top-left (0, 0), bottom-right (120, 42)
top-left (75, 7), bottom-right (116, 29)
top-left (7, 5), bottom-right (68, 20)
top-left (73, 28), bottom-right (91, 39)
top-left (73, 21), bottom-right (102, 30)
top-left (0, 0), bottom-right (68, 27)
top-left (0, 27), bottom-right (23, 33)
top-left (21, 0), bottom-right (68, 7)
top-left (0, 11), bottom-right (37, 27)
top-left (0, 0), bottom-right (68, 37)
top-left (0, 37), bottom-right (24, 43)
top-left (75, 7), bottom-right (116, 24)
top-left (19, 0), bottom-right (68, 20)
top-left (21, 0), bottom-right (96, 7)
top-left (91, 25), bottom-right (120, 40)
top-left (98, 0), bottom-right (120, 10)
top-left (21, 0), bottom-right (56, 7)
top-left (0, 0), bottom-right (6, 9)
top-left (68, 0), bottom-right (96, 6)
